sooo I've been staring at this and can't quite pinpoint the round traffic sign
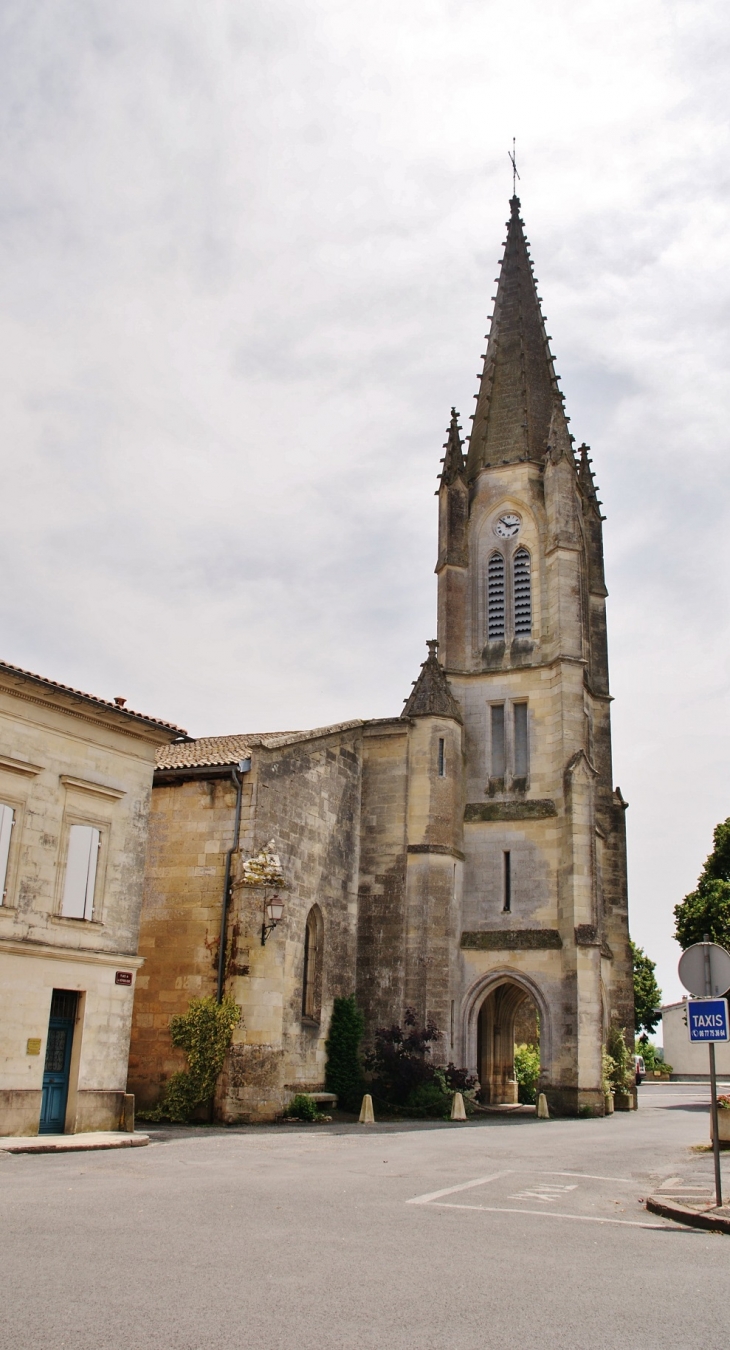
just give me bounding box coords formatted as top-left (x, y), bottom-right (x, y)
top-left (678, 942), bottom-right (730, 998)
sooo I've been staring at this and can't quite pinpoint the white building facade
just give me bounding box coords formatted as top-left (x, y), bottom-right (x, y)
top-left (661, 1000), bottom-right (730, 1079)
top-left (0, 661), bottom-right (183, 1136)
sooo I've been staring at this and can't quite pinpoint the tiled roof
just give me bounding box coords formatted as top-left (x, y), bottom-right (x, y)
top-left (0, 660), bottom-right (186, 738)
top-left (155, 720), bottom-right (364, 770)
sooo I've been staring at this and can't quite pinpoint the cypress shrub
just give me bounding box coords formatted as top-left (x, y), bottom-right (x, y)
top-left (325, 995), bottom-right (365, 1112)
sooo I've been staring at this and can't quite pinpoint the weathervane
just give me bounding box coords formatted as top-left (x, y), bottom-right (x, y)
top-left (508, 138), bottom-right (520, 196)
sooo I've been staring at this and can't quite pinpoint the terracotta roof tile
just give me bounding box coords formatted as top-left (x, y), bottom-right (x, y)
top-left (155, 720), bottom-right (364, 770)
top-left (0, 659), bottom-right (186, 738)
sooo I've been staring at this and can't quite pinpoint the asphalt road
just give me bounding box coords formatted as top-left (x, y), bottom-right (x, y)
top-left (2, 1082), bottom-right (729, 1350)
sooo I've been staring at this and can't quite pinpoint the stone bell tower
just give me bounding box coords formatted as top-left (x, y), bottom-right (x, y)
top-left (436, 196), bottom-right (633, 1115)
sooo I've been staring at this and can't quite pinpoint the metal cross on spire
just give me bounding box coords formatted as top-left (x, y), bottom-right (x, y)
top-left (508, 138), bottom-right (520, 195)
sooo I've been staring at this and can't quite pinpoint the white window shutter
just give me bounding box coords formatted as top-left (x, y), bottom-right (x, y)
top-left (0, 804), bottom-right (14, 902)
top-left (61, 825), bottom-right (100, 920)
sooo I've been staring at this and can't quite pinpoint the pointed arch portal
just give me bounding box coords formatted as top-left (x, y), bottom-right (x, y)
top-left (461, 969), bottom-right (551, 1105)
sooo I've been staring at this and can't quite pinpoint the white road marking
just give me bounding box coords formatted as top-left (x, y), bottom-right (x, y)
top-left (426, 1201), bottom-right (672, 1229)
top-left (509, 1184), bottom-right (578, 1202)
top-left (406, 1171), bottom-right (511, 1205)
top-left (540, 1170), bottom-right (634, 1184)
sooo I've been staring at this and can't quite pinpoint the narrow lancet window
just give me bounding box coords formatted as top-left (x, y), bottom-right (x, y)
top-left (513, 548), bottom-right (532, 635)
top-left (437, 738), bottom-right (445, 777)
top-left (487, 552), bottom-right (506, 640)
top-left (503, 851), bottom-right (511, 912)
top-left (513, 703), bottom-right (528, 779)
top-left (302, 905), bottom-right (322, 1021)
top-left (490, 705), bottom-right (505, 778)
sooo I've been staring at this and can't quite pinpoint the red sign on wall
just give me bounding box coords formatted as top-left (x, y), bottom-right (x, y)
top-left (115, 971), bottom-right (133, 986)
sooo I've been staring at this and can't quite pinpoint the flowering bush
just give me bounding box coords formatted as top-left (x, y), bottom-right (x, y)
top-left (717, 1094), bottom-right (730, 1111)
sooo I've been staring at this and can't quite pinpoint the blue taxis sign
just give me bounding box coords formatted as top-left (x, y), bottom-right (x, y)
top-left (687, 998), bottom-right (729, 1043)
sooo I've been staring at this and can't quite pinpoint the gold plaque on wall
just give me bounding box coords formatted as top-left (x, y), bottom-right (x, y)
top-left (26, 1038), bottom-right (41, 1055)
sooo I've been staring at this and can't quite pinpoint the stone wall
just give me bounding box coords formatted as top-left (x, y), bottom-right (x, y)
top-left (220, 727), bottom-right (363, 1121)
top-left (127, 774), bottom-right (247, 1108)
top-left (129, 726), bottom-right (364, 1122)
top-left (356, 722), bottom-right (409, 1040)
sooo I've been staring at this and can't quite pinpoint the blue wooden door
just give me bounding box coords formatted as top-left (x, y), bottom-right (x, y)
top-left (39, 991), bottom-right (78, 1134)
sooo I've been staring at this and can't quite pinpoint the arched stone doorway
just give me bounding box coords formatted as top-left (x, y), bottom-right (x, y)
top-left (463, 971), bottom-right (549, 1106)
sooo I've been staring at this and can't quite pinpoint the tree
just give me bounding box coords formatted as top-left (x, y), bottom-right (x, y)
top-left (324, 995), bottom-right (365, 1112)
top-left (631, 941), bottom-right (662, 1037)
top-left (673, 817), bottom-right (730, 952)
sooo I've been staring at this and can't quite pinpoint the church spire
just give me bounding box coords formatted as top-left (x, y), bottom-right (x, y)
top-left (466, 196), bottom-right (569, 480)
top-left (402, 641), bottom-right (463, 723)
top-left (439, 408), bottom-right (465, 488)
top-left (577, 443), bottom-right (599, 506)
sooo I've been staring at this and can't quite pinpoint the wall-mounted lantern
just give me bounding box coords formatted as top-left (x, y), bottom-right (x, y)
top-left (261, 894), bottom-right (285, 946)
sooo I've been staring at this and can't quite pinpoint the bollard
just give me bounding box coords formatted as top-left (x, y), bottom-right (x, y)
top-left (537, 1093), bottom-right (550, 1119)
top-left (451, 1092), bottom-right (467, 1121)
top-left (359, 1093), bottom-right (375, 1124)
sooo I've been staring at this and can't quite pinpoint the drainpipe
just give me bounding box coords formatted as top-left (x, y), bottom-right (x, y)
top-left (216, 758), bottom-right (251, 1004)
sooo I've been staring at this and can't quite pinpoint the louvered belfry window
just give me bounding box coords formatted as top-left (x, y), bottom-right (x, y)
top-left (513, 548), bottom-right (532, 635)
top-left (487, 552), bottom-right (506, 639)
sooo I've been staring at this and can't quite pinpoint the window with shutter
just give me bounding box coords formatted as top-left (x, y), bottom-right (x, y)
top-left (61, 825), bottom-right (100, 920)
top-left (487, 552), bottom-right (506, 639)
top-left (513, 548), bottom-right (532, 635)
top-left (0, 803), bottom-right (14, 903)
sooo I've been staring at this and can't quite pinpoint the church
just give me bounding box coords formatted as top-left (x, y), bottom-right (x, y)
top-left (128, 196), bottom-right (633, 1120)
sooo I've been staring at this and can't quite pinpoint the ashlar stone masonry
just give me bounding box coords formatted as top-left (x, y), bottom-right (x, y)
top-left (128, 196), bottom-right (633, 1121)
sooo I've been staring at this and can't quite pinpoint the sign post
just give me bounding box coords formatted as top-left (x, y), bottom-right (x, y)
top-left (678, 937), bottom-right (730, 1209)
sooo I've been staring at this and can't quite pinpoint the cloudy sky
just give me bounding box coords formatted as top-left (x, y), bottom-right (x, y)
top-left (1, 0), bottom-right (729, 1007)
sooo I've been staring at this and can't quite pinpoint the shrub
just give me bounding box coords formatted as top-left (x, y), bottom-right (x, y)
top-left (365, 1009), bottom-right (477, 1114)
top-left (605, 1025), bottom-right (633, 1094)
top-left (286, 1094), bottom-right (322, 1122)
top-left (635, 1039), bottom-right (672, 1074)
top-left (405, 1075), bottom-right (452, 1119)
top-left (140, 996), bottom-right (240, 1123)
top-left (325, 995), bottom-right (365, 1111)
top-left (365, 1007), bottom-right (441, 1105)
top-left (443, 1062), bottom-right (479, 1094)
top-left (514, 1043), bottom-right (540, 1104)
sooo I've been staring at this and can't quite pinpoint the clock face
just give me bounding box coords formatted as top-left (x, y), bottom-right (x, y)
top-left (494, 513), bottom-right (521, 539)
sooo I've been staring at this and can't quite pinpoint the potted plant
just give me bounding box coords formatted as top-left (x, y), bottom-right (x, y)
top-left (601, 1047), bottom-right (615, 1114)
top-left (714, 1094), bottom-right (730, 1142)
top-left (606, 1026), bottom-right (634, 1110)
